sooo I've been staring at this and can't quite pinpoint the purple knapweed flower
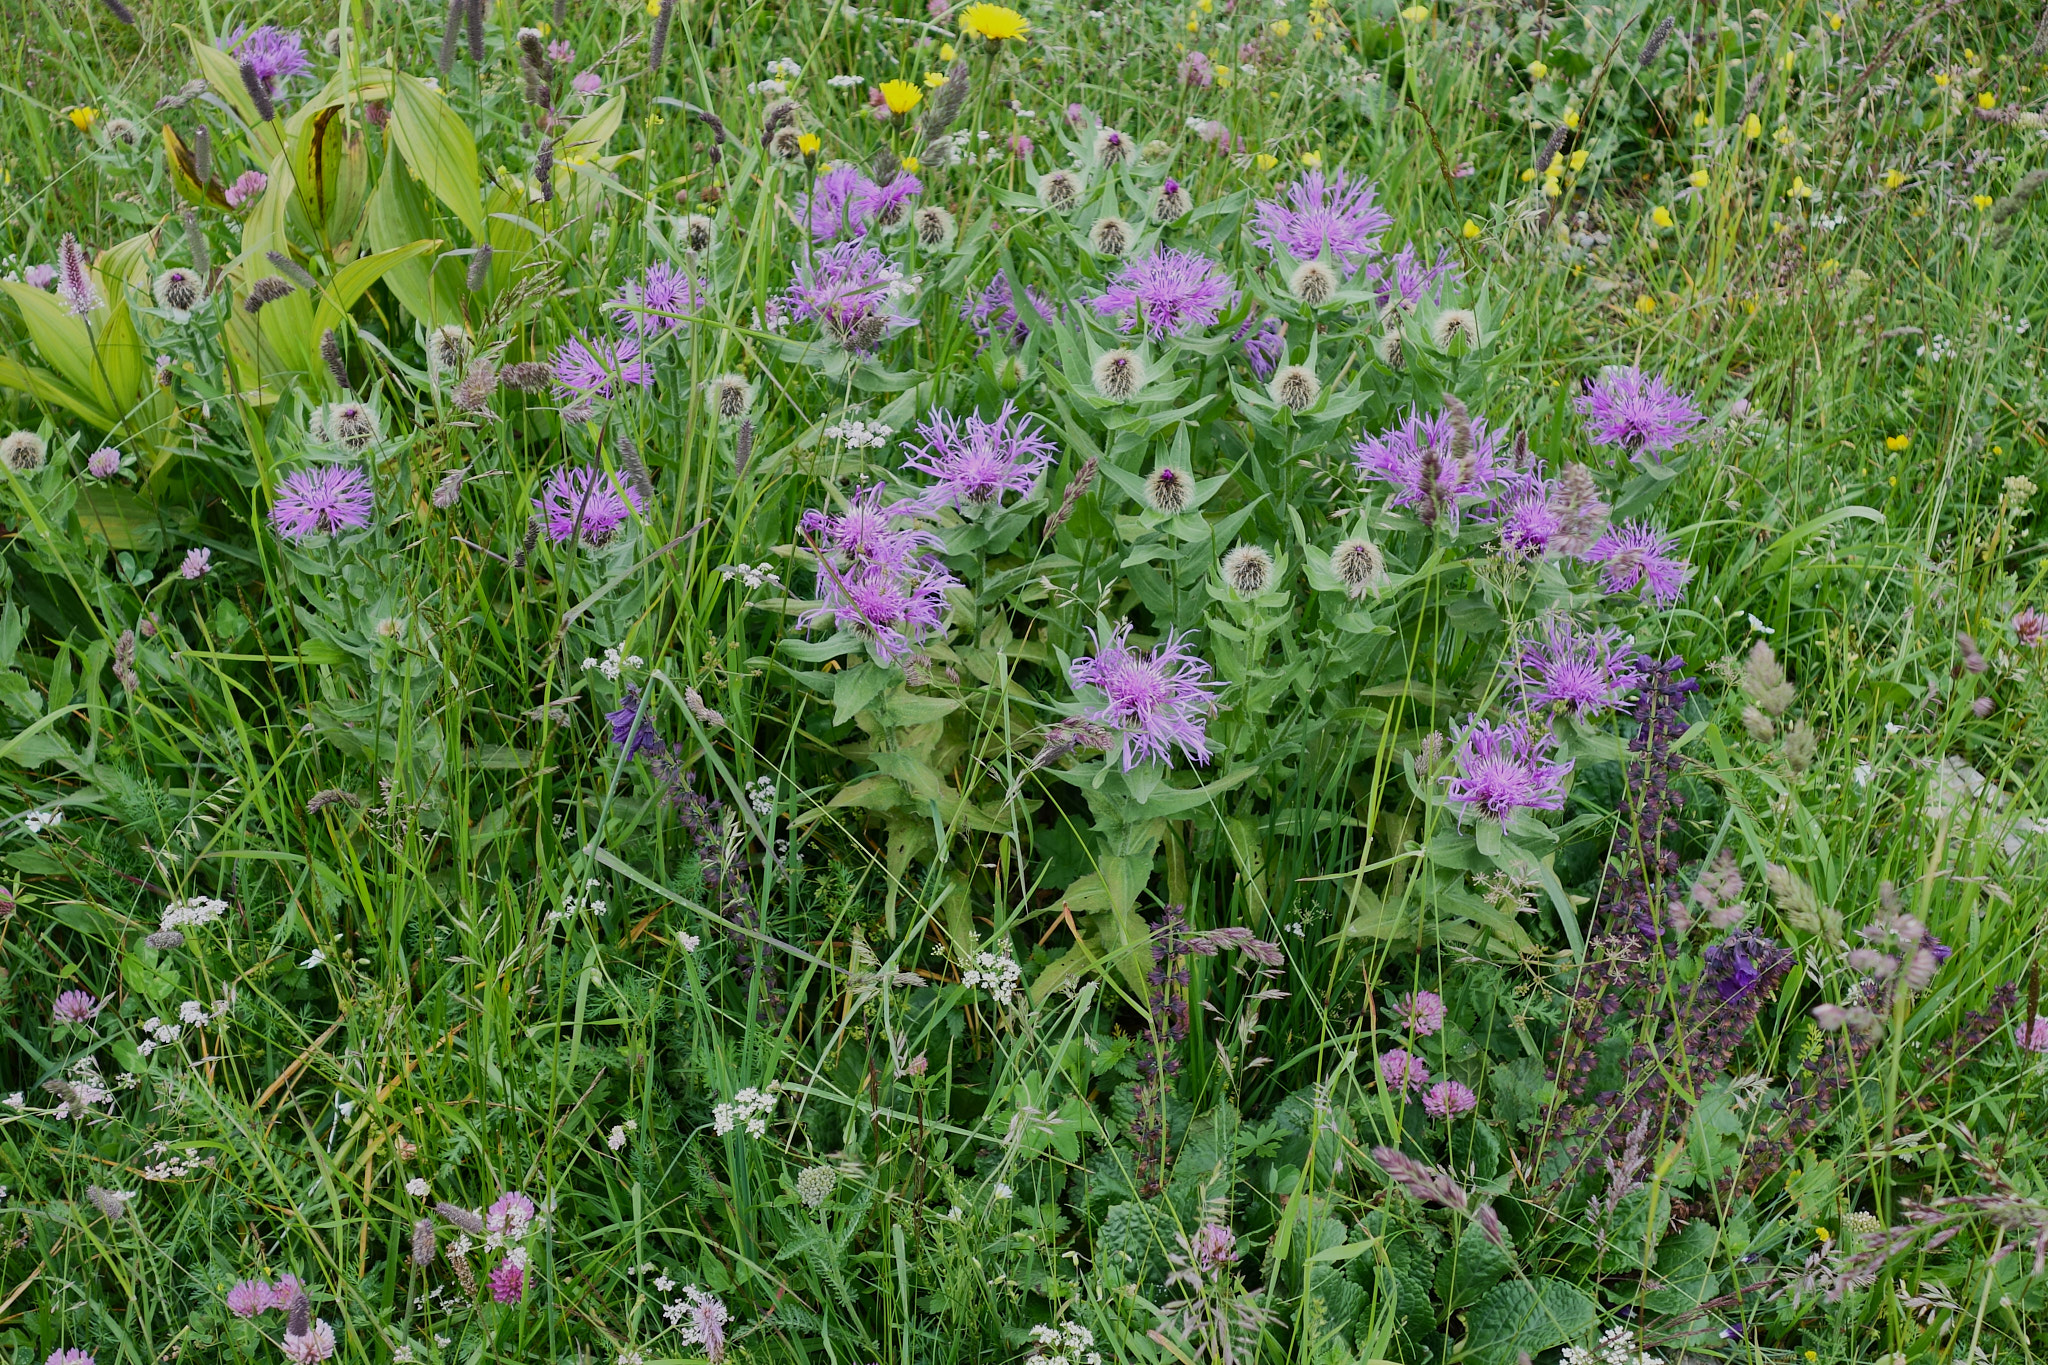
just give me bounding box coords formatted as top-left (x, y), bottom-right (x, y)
top-left (489, 1259), bottom-right (525, 1303)
top-left (534, 466), bottom-right (643, 547)
top-left (1377, 1047), bottom-right (1430, 1093)
top-left (799, 482), bottom-right (940, 568)
top-left (899, 401), bottom-right (1057, 512)
top-left (1364, 242), bottom-right (1461, 311)
top-left (1584, 521), bottom-right (1694, 606)
top-left (1089, 249), bottom-right (1233, 339)
top-left (1067, 623), bottom-right (1222, 771)
top-left (606, 686), bottom-right (665, 759)
top-left (783, 239), bottom-right (916, 352)
top-left (87, 447), bottom-right (121, 478)
top-left (607, 263), bottom-right (703, 337)
top-left (1351, 406), bottom-right (1508, 524)
top-left (1236, 315), bottom-right (1285, 379)
top-left (1008, 133), bottom-right (1033, 159)
top-left (1494, 474), bottom-right (1563, 556)
top-left (224, 171), bottom-right (269, 208)
top-left (180, 547), bottom-right (212, 580)
top-left (270, 466), bottom-right (374, 540)
top-left (861, 173), bottom-right (922, 229)
top-left (1422, 1080), bottom-right (1478, 1119)
top-left (1574, 365), bottom-right (1706, 462)
top-left (959, 273), bottom-right (1058, 348)
top-left (56, 234), bottom-right (97, 317)
top-left (1251, 168), bottom-right (1393, 273)
top-left (1702, 928), bottom-right (1792, 1001)
top-left (798, 486), bottom-right (956, 664)
top-left (550, 333), bottom-right (652, 399)
top-left (1395, 990), bottom-right (1445, 1037)
top-left (22, 264), bottom-right (56, 290)
top-left (221, 26), bottom-right (311, 96)
top-left (1515, 618), bottom-right (1641, 719)
top-left (51, 990), bottom-right (100, 1025)
top-left (225, 1279), bottom-right (270, 1318)
top-left (2015, 1016), bottom-right (2048, 1053)
top-left (1444, 716), bottom-right (1572, 828)
top-left (806, 164), bottom-right (879, 240)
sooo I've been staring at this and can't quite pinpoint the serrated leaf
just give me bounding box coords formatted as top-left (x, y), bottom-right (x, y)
top-left (1461, 1278), bottom-right (1597, 1365)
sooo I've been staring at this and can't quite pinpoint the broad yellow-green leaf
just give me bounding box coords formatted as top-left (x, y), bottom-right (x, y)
top-left (555, 93), bottom-right (625, 161)
top-left (0, 357), bottom-right (118, 429)
top-left (365, 143), bottom-right (464, 328)
top-left (162, 124), bottom-right (230, 209)
top-left (389, 72), bottom-right (483, 235)
top-left (309, 239), bottom-right (441, 339)
top-left (87, 262), bottom-right (148, 415)
top-left (0, 282), bottom-right (97, 395)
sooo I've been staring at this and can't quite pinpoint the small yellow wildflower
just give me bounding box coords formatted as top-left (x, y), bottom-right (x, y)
top-left (1975, 194), bottom-right (1995, 210)
top-left (796, 132), bottom-right (821, 156)
top-left (1546, 153), bottom-right (1564, 175)
top-left (1651, 205), bottom-right (1674, 228)
top-left (1519, 167), bottom-right (1537, 182)
top-left (1815, 1227), bottom-right (1832, 1242)
top-left (1399, 4), bottom-right (1429, 21)
top-left (924, 71), bottom-right (947, 88)
top-left (1978, 92), bottom-right (1997, 109)
top-left (67, 106), bottom-right (99, 132)
top-left (1693, 109), bottom-right (1710, 127)
top-left (939, 42), bottom-right (956, 60)
top-left (1528, 60), bottom-right (1548, 80)
top-left (1253, 152), bottom-right (1278, 171)
top-left (1271, 18), bottom-right (1290, 36)
top-left (1562, 106), bottom-right (1580, 130)
top-left (1542, 176), bottom-right (1561, 198)
top-left (1743, 113), bottom-right (1763, 138)
top-left (1186, 19), bottom-right (1199, 32)
top-left (1462, 219), bottom-right (1481, 239)
top-left (1215, 65), bottom-right (1230, 85)
top-left (1934, 72), bottom-right (1950, 89)
top-left (1881, 169), bottom-right (1905, 189)
top-left (1688, 169), bottom-right (1710, 188)
top-left (1789, 176), bottom-right (1813, 199)
top-left (900, 154), bottom-right (920, 172)
top-left (1197, 0), bottom-right (1212, 10)
top-left (1782, 50), bottom-right (1796, 72)
top-left (1774, 123), bottom-right (1794, 145)
top-left (1300, 150), bottom-right (1322, 168)
top-left (957, 2), bottom-right (1029, 40)
top-left (645, 0), bottom-right (660, 14)
top-left (879, 80), bottom-right (923, 114)
top-left (1635, 294), bottom-right (1656, 314)
top-left (1885, 434), bottom-right (1911, 451)
top-left (1827, 10), bottom-right (1843, 29)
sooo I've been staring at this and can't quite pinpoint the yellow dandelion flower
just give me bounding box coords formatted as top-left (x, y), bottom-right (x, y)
top-left (1461, 219), bottom-right (1481, 239)
top-left (1528, 60), bottom-right (1548, 79)
top-left (957, 2), bottom-right (1028, 41)
top-left (1978, 92), bottom-right (1997, 109)
top-left (1651, 205), bottom-right (1674, 228)
top-left (796, 132), bottom-right (821, 156)
top-left (1688, 169), bottom-right (1710, 187)
top-left (924, 71), bottom-right (947, 88)
top-left (879, 79), bottom-right (923, 114)
top-left (1885, 434), bottom-right (1911, 451)
top-left (67, 106), bottom-right (99, 132)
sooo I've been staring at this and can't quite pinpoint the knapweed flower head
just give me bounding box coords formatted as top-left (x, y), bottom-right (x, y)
top-left (783, 239), bottom-right (916, 352)
top-left (804, 164), bottom-right (877, 240)
top-left (1089, 248), bottom-right (1233, 339)
top-left (52, 990), bottom-right (101, 1024)
top-left (535, 466), bottom-right (644, 547)
top-left (550, 333), bottom-right (652, 399)
top-left (1351, 405), bottom-right (1507, 525)
top-left (1251, 168), bottom-right (1393, 273)
top-left (1394, 989), bottom-right (1445, 1036)
top-left (1422, 1079), bottom-right (1478, 1118)
top-left (270, 466), bottom-right (374, 540)
top-left (1236, 314), bottom-right (1286, 380)
top-left (1584, 521), bottom-right (1694, 606)
top-left (1364, 243), bottom-right (1462, 311)
top-left (1378, 1047), bottom-right (1430, 1093)
top-left (1492, 470), bottom-right (1563, 557)
top-left (221, 26), bottom-right (310, 96)
top-left (960, 273), bottom-right (1057, 349)
top-left (1574, 365), bottom-right (1706, 461)
top-left (798, 485), bottom-right (956, 663)
top-left (1067, 623), bottom-right (1222, 770)
top-left (607, 263), bottom-right (703, 336)
top-left (899, 400), bottom-right (1057, 513)
top-left (1444, 716), bottom-right (1572, 827)
top-left (1515, 619), bottom-right (1642, 719)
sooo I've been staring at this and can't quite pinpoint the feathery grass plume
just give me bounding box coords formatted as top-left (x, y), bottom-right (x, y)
top-left (431, 465), bottom-right (470, 506)
top-left (690, 105), bottom-right (731, 147)
top-left (452, 360), bottom-right (498, 412)
top-left (448, 1246), bottom-right (478, 1295)
top-left (464, 0), bottom-right (485, 63)
top-left (1990, 168), bottom-right (2048, 243)
top-left (733, 419), bottom-right (754, 476)
top-left (617, 434), bottom-right (656, 504)
top-left (1043, 454), bottom-right (1098, 542)
top-left (284, 1291), bottom-right (310, 1340)
top-left (156, 78), bottom-right (210, 111)
top-left (411, 1218), bottom-right (437, 1265)
top-left (552, 0), bottom-right (566, 25)
top-left (192, 125), bottom-right (212, 185)
top-left (435, 1201), bottom-right (486, 1236)
top-left (685, 686), bottom-right (726, 728)
top-left (305, 788), bottom-right (363, 814)
top-left (265, 251), bottom-right (319, 293)
top-left (86, 1185), bottom-right (133, 1222)
top-left (500, 360), bottom-right (553, 391)
top-left (1781, 719), bottom-right (1817, 776)
top-left (466, 243), bottom-right (493, 292)
top-left (512, 516), bottom-right (542, 568)
top-left (1442, 393), bottom-right (1474, 477)
top-left (144, 929), bottom-right (184, 950)
top-left (866, 144), bottom-right (900, 189)
top-left (534, 138), bottom-right (555, 201)
top-left (319, 329), bottom-right (348, 389)
top-left (2035, 2), bottom-right (2048, 57)
top-left (437, 0), bottom-right (463, 74)
top-left (179, 206), bottom-right (210, 279)
top-left (239, 60), bottom-right (277, 120)
top-left (98, 0), bottom-right (137, 23)
top-left (516, 28), bottom-right (550, 104)
top-left (918, 58), bottom-right (971, 141)
top-left (112, 631), bottom-right (139, 692)
top-left (1740, 639), bottom-right (1795, 714)
top-left (761, 97), bottom-right (799, 143)
top-left (1533, 125), bottom-right (1567, 175)
top-left (1734, 66), bottom-right (1769, 128)
top-left (243, 276), bottom-right (295, 314)
top-left (649, 0), bottom-right (675, 75)
top-left (1958, 631), bottom-right (1988, 673)
top-left (1636, 15), bottom-right (1673, 67)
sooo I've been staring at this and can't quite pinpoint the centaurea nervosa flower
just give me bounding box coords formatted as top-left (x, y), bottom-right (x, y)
top-left (797, 485), bottom-right (956, 663)
top-left (861, 173), bottom-right (922, 230)
top-left (221, 26), bottom-right (311, 97)
top-left (550, 333), bottom-right (652, 399)
top-left (1574, 365), bottom-right (1706, 461)
top-left (1493, 473), bottom-right (1563, 557)
top-left (1515, 618), bottom-right (1641, 719)
top-left (1364, 242), bottom-right (1461, 311)
top-left (1351, 405), bottom-right (1507, 527)
top-left (1088, 248), bottom-right (1233, 339)
top-left (534, 466), bottom-right (643, 547)
top-left (606, 263), bottom-right (703, 337)
top-left (1067, 623), bottom-right (1222, 771)
top-left (270, 466), bottom-right (374, 540)
top-left (1251, 168), bottom-right (1392, 273)
top-left (1235, 315), bottom-right (1285, 379)
top-left (959, 273), bottom-right (1057, 348)
top-left (899, 401), bottom-right (1057, 512)
top-left (804, 164), bottom-right (877, 240)
top-left (1584, 521), bottom-right (1694, 606)
top-left (1444, 716), bottom-right (1572, 827)
top-left (782, 239), bottom-right (916, 352)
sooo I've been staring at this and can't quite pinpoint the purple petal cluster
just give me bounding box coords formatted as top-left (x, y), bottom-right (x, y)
top-left (1251, 169), bottom-right (1392, 272)
top-left (804, 165), bottom-right (923, 240)
top-left (606, 686), bottom-right (666, 759)
top-left (783, 240), bottom-right (917, 352)
top-left (1515, 618), bottom-right (1642, 719)
top-left (1444, 716), bottom-right (1572, 828)
top-left (1377, 1047), bottom-right (1430, 1093)
top-left (959, 274), bottom-right (1058, 349)
top-left (1422, 1079), bottom-right (1478, 1119)
top-left (1068, 623), bottom-right (1222, 771)
top-left (1394, 990), bottom-right (1446, 1036)
top-left (1364, 243), bottom-right (1461, 311)
top-left (52, 989), bottom-right (100, 1024)
top-left (607, 263), bottom-right (705, 337)
top-left (1584, 521), bottom-right (1695, 607)
top-left (1574, 365), bottom-right (1706, 461)
top-left (1351, 405), bottom-right (1508, 521)
top-left (222, 26), bottom-right (311, 95)
top-left (271, 466), bottom-right (374, 540)
top-left (535, 465), bottom-right (643, 546)
top-left (1235, 314), bottom-right (1285, 379)
top-left (550, 333), bottom-right (653, 399)
top-left (798, 484), bottom-right (957, 664)
top-left (900, 401), bottom-right (1058, 512)
top-left (1088, 248), bottom-right (1233, 339)
top-left (1701, 928), bottom-right (1793, 1002)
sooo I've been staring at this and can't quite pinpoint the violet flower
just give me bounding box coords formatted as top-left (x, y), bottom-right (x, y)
top-left (899, 400), bottom-right (1057, 513)
top-left (1088, 248), bottom-right (1234, 339)
top-left (1364, 243), bottom-right (1461, 311)
top-left (1235, 315), bottom-right (1285, 379)
top-left (56, 234), bottom-right (97, 318)
top-left (489, 1259), bottom-right (525, 1303)
top-left (1702, 928), bottom-right (1793, 1001)
top-left (224, 171), bottom-right (269, 208)
top-left (221, 26), bottom-right (311, 98)
top-left (550, 333), bottom-right (653, 399)
top-left (959, 273), bottom-right (1058, 349)
top-left (1515, 618), bottom-right (1642, 719)
top-left (1422, 1080), bottom-right (1478, 1118)
top-left (797, 485), bottom-right (957, 664)
top-left (1351, 405), bottom-right (1508, 527)
top-left (1067, 623), bottom-right (1223, 771)
top-left (51, 990), bottom-right (100, 1024)
top-left (270, 466), bottom-right (374, 540)
top-left (225, 1279), bottom-right (270, 1318)
top-left (1394, 990), bottom-right (1446, 1036)
top-left (534, 466), bottom-right (643, 547)
top-left (782, 240), bottom-right (917, 352)
top-left (2016, 1016), bottom-right (2048, 1053)
top-left (606, 263), bottom-right (703, 337)
top-left (1574, 365), bottom-right (1706, 461)
top-left (1584, 521), bottom-right (1694, 606)
top-left (675, 1286), bottom-right (730, 1364)
top-left (1377, 1048), bottom-right (1430, 1093)
top-left (805, 164), bottom-right (878, 240)
top-left (1250, 168), bottom-right (1392, 273)
top-left (1443, 716), bottom-right (1571, 828)
top-left (606, 686), bottom-right (665, 760)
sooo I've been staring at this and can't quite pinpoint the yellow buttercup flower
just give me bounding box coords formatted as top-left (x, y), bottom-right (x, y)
top-left (879, 80), bottom-right (923, 114)
top-left (1528, 60), bottom-right (1548, 79)
top-left (939, 42), bottom-right (956, 60)
top-left (957, 2), bottom-right (1028, 41)
top-left (1688, 169), bottom-right (1710, 187)
top-left (1827, 10), bottom-right (1843, 29)
top-left (900, 154), bottom-right (920, 172)
top-left (1881, 169), bottom-right (1905, 189)
top-left (1974, 194), bottom-right (1994, 210)
top-left (924, 71), bottom-right (947, 88)
top-left (1461, 219), bottom-right (1481, 239)
top-left (796, 132), bottom-right (821, 156)
top-left (1651, 205), bottom-right (1674, 228)
top-left (1693, 109), bottom-right (1709, 127)
top-left (67, 106), bottom-right (100, 132)
top-left (1743, 112), bottom-right (1763, 138)
top-left (1885, 434), bottom-right (1911, 451)
top-left (1541, 176), bottom-right (1561, 198)
top-left (1635, 294), bottom-right (1656, 314)
top-left (1186, 18), bottom-right (1198, 32)
top-left (1546, 153), bottom-right (1564, 175)
top-left (1978, 92), bottom-right (1997, 109)
top-left (1253, 152), bottom-right (1278, 171)
top-left (646, 0), bottom-right (660, 14)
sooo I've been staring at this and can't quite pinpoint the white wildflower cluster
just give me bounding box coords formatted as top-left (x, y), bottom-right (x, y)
top-left (161, 896), bottom-right (228, 931)
top-left (405, 1176), bottom-right (431, 1197)
top-left (22, 809), bottom-right (63, 836)
top-left (827, 73), bottom-right (863, 87)
top-left (608, 1118), bottom-right (638, 1152)
top-left (712, 1086), bottom-right (777, 1138)
top-left (1915, 333), bottom-right (1956, 362)
top-left (822, 418), bottom-right (892, 450)
top-left (962, 951), bottom-right (1024, 1002)
top-left (662, 1285), bottom-right (730, 1360)
top-left (716, 562), bottom-right (783, 591)
top-left (1563, 1327), bottom-right (1664, 1365)
top-left (1028, 1321), bottom-right (1102, 1365)
top-left (138, 1141), bottom-right (214, 1181)
top-left (139, 994), bottom-right (232, 1056)
top-left (766, 57), bottom-right (801, 81)
top-left (582, 645), bottom-right (644, 681)
top-left (549, 877), bottom-right (610, 925)
top-left (676, 928), bottom-right (702, 952)
top-left (745, 776), bottom-right (776, 821)
top-left (749, 78), bottom-right (788, 95)
top-left (794, 1163), bottom-right (837, 1208)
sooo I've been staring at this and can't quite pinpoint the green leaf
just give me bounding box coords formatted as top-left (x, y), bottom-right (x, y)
top-left (388, 72), bottom-right (484, 235)
top-left (1461, 1278), bottom-right (1597, 1365)
top-left (1434, 1219), bottom-right (1513, 1311)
